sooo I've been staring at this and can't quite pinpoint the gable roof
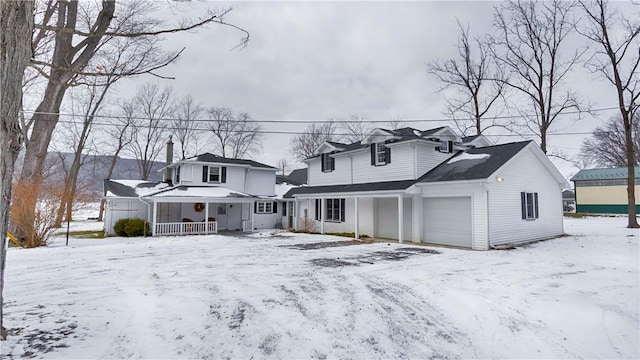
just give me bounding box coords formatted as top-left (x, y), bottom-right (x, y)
top-left (570, 167), bottom-right (640, 181)
top-left (417, 141), bottom-right (532, 183)
top-left (104, 179), bottom-right (169, 197)
top-left (286, 168), bottom-right (308, 185)
top-left (307, 126), bottom-right (455, 161)
top-left (180, 153), bottom-right (277, 169)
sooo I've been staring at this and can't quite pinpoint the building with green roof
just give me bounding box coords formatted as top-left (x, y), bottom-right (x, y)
top-left (570, 167), bottom-right (640, 214)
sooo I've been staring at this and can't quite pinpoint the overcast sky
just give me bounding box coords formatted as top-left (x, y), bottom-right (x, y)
top-left (113, 1), bottom-right (635, 180)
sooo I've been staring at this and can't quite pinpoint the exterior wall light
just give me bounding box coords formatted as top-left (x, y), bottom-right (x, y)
top-left (496, 176), bottom-right (504, 183)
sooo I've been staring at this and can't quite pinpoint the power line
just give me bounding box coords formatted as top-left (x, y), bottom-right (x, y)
top-left (20, 106), bottom-right (618, 125)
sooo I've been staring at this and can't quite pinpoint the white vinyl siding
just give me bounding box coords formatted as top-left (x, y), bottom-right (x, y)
top-left (104, 198), bottom-right (148, 235)
top-left (487, 147), bottom-right (564, 246)
top-left (244, 168), bottom-right (276, 196)
top-left (415, 142), bottom-right (453, 178)
top-left (308, 156), bottom-right (352, 186)
top-left (352, 143), bottom-right (415, 184)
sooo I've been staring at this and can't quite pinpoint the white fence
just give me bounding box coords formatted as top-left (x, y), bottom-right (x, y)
top-left (155, 221), bottom-right (218, 236)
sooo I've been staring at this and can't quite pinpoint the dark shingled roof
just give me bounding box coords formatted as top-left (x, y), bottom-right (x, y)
top-left (283, 180), bottom-right (417, 198)
top-left (286, 168), bottom-right (308, 185)
top-left (103, 179), bottom-right (163, 197)
top-left (417, 141), bottom-right (531, 183)
top-left (306, 126), bottom-right (448, 160)
top-left (186, 153), bottom-right (277, 169)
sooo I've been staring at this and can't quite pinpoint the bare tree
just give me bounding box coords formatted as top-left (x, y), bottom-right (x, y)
top-left (341, 114), bottom-right (372, 143)
top-left (276, 158), bottom-right (290, 176)
top-left (128, 83), bottom-right (174, 180)
top-left (206, 108), bottom-right (263, 159)
top-left (51, 81), bottom-right (109, 227)
top-left (229, 112), bottom-right (263, 159)
top-left (18, 0), bottom-right (248, 239)
top-left (579, 114), bottom-right (640, 168)
top-left (96, 104), bottom-right (135, 221)
top-left (388, 117), bottom-right (403, 130)
top-left (490, 0), bottom-right (583, 153)
top-left (0, 0), bottom-right (34, 340)
top-left (290, 121), bottom-right (339, 161)
top-left (578, 0), bottom-right (640, 227)
top-left (173, 95), bottom-right (204, 160)
top-left (428, 20), bottom-right (506, 136)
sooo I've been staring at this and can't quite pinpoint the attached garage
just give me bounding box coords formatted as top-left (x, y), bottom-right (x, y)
top-left (423, 197), bottom-right (472, 248)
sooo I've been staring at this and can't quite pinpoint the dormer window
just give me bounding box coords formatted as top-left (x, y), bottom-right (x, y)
top-left (371, 142), bottom-right (391, 166)
top-left (175, 166), bottom-right (181, 184)
top-left (321, 153), bottom-right (335, 172)
top-left (209, 166), bottom-right (220, 182)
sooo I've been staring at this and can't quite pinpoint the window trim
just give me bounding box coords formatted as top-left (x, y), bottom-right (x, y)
top-left (325, 198), bottom-right (346, 222)
top-left (255, 201), bottom-right (275, 214)
top-left (521, 192), bottom-right (539, 220)
top-left (321, 153), bottom-right (335, 172)
top-left (375, 142), bottom-right (387, 165)
top-left (206, 166), bottom-right (220, 183)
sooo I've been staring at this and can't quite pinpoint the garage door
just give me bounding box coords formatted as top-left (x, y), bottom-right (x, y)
top-left (423, 197), bottom-right (472, 248)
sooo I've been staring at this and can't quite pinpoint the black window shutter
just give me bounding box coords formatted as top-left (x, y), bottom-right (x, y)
top-left (520, 192), bottom-right (526, 219)
top-left (534, 193), bottom-right (539, 218)
top-left (331, 156), bottom-right (335, 171)
top-left (221, 167), bottom-right (227, 183)
top-left (254, 202), bottom-right (258, 213)
top-left (315, 199), bottom-right (320, 220)
top-left (340, 199), bottom-right (345, 222)
top-left (202, 166), bottom-right (208, 182)
top-left (273, 202), bottom-right (278, 213)
top-left (385, 146), bottom-right (391, 164)
top-left (321, 154), bottom-right (326, 172)
top-left (370, 144), bottom-right (376, 165)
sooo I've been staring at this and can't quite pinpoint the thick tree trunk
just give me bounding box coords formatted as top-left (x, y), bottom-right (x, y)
top-left (623, 112), bottom-right (639, 228)
top-left (0, 0), bottom-right (35, 340)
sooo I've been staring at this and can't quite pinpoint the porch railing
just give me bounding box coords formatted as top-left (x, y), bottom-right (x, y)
top-left (242, 220), bottom-right (253, 232)
top-left (155, 221), bottom-right (218, 236)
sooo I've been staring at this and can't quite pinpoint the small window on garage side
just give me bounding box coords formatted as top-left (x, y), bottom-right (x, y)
top-left (521, 192), bottom-right (539, 220)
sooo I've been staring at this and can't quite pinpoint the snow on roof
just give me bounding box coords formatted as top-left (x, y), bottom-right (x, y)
top-left (447, 152), bottom-right (490, 164)
top-left (147, 186), bottom-right (253, 199)
top-left (105, 180), bottom-right (169, 197)
top-left (274, 183), bottom-right (298, 199)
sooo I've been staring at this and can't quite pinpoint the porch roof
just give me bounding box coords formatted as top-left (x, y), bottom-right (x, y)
top-left (141, 185), bottom-right (254, 200)
top-left (283, 179), bottom-right (416, 198)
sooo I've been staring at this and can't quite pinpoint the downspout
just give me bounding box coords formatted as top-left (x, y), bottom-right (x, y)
top-left (139, 195), bottom-right (152, 237)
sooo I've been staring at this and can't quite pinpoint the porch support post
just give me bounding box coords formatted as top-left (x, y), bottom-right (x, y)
top-left (205, 202), bottom-right (209, 235)
top-left (354, 197), bottom-right (359, 240)
top-left (294, 198), bottom-right (299, 231)
top-left (398, 194), bottom-right (404, 244)
top-left (152, 201), bottom-right (157, 236)
top-left (250, 201), bottom-right (255, 232)
top-left (320, 197), bottom-right (325, 234)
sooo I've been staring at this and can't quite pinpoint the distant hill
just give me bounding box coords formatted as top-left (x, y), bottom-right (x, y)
top-left (14, 152), bottom-right (164, 199)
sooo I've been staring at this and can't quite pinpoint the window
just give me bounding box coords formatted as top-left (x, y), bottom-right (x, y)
top-left (371, 143), bottom-right (391, 166)
top-left (209, 166), bottom-right (220, 183)
top-left (175, 166), bottom-right (180, 183)
top-left (255, 201), bottom-right (277, 214)
top-left (321, 153), bottom-right (335, 172)
top-left (202, 165), bottom-right (227, 183)
top-left (325, 198), bottom-right (346, 222)
top-left (217, 205), bottom-right (226, 215)
top-left (521, 192), bottom-right (539, 220)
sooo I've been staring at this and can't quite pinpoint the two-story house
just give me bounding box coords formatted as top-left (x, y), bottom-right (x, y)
top-left (284, 126), bottom-right (570, 250)
top-left (103, 139), bottom-right (289, 236)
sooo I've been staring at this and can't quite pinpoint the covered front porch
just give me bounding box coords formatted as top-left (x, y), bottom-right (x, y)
top-left (143, 196), bottom-right (256, 236)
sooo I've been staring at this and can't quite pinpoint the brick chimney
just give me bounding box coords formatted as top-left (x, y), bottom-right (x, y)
top-left (165, 136), bottom-right (174, 184)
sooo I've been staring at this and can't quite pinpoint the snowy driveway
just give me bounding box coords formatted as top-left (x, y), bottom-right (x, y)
top-left (2, 217), bottom-right (639, 359)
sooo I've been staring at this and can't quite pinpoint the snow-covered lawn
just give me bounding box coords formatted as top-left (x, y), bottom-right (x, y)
top-left (2, 217), bottom-right (638, 359)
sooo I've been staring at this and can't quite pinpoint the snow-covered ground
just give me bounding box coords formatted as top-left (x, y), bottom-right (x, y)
top-left (2, 216), bottom-right (638, 359)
